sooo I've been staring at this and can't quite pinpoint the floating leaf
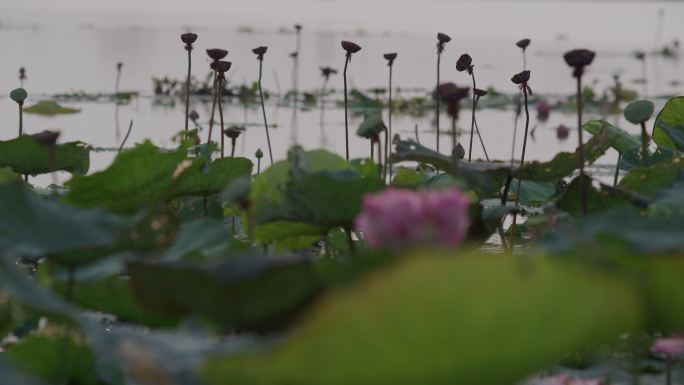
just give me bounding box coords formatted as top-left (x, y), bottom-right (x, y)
top-left (127, 254), bottom-right (320, 331)
top-left (24, 100), bottom-right (80, 116)
top-left (514, 179), bottom-right (558, 206)
top-left (0, 135), bottom-right (90, 175)
top-left (202, 253), bottom-right (639, 385)
top-left (623, 100), bottom-right (654, 124)
top-left (652, 96), bottom-right (684, 150)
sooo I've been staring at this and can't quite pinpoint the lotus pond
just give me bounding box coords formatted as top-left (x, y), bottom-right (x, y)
top-left (3, 1), bottom-right (684, 385)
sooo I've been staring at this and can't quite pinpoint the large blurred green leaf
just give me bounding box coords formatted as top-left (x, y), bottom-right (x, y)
top-left (0, 357), bottom-right (52, 385)
top-left (5, 334), bottom-right (99, 385)
top-left (251, 149), bottom-right (375, 244)
top-left (202, 253), bottom-right (640, 385)
top-left (541, 207), bottom-right (684, 255)
top-left (584, 120), bottom-right (640, 154)
top-left (652, 96), bottom-right (684, 150)
top-left (286, 169), bottom-right (384, 228)
top-left (0, 182), bottom-right (124, 258)
top-left (0, 135), bottom-right (90, 175)
top-left (127, 254), bottom-right (320, 331)
top-left (173, 157), bottom-right (252, 198)
top-left (251, 149), bottom-right (351, 224)
top-left (63, 141), bottom-right (194, 213)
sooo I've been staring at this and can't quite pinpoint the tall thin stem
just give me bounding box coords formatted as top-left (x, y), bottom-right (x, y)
top-left (376, 137), bottom-right (382, 178)
top-left (320, 76), bottom-right (329, 146)
top-left (436, 51), bottom-right (441, 152)
top-left (218, 76), bottom-right (226, 158)
top-left (387, 64), bottom-right (393, 180)
top-left (343, 55), bottom-right (350, 161)
top-left (473, 99), bottom-right (490, 161)
top-left (231, 138), bottom-right (236, 158)
top-left (383, 126), bottom-right (389, 181)
top-left (468, 73), bottom-right (477, 161)
top-left (577, 75), bottom-right (587, 214)
top-left (207, 71), bottom-right (218, 147)
top-left (184, 49), bottom-right (192, 131)
top-left (18, 104), bottom-right (23, 136)
top-left (257, 59), bottom-right (274, 165)
top-left (510, 86), bottom-right (531, 245)
top-left (640, 121), bottom-right (648, 165)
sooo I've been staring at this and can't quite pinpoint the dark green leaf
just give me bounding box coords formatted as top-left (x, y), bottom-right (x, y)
top-left (652, 96), bottom-right (684, 150)
top-left (0, 136), bottom-right (90, 175)
top-left (127, 254), bottom-right (320, 331)
top-left (584, 120), bottom-right (640, 154)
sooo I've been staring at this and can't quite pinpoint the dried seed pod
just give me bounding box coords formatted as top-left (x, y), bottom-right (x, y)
top-left (321, 67), bottom-right (337, 77)
top-left (511, 70), bottom-right (531, 85)
top-left (252, 46), bottom-right (268, 60)
top-left (437, 32), bottom-right (451, 44)
top-left (516, 38), bottom-right (531, 50)
top-left (206, 48), bottom-right (228, 61)
top-left (456, 54), bottom-right (473, 73)
top-left (211, 60), bottom-right (232, 73)
top-left (474, 88), bottom-right (488, 97)
top-left (223, 126), bottom-right (243, 139)
top-left (383, 52), bottom-right (397, 66)
top-left (181, 32), bottom-right (198, 45)
top-left (341, 40), bottom-right (362, 54)
top-left (563, 49), bottom-right (596, 77)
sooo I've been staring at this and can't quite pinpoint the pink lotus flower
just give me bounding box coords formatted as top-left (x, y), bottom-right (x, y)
top-left (653, 337), bottom-right (684, 356)
top-left (354, 188), bottom-right (470, 249)
top-left (537, 99), bottom-right (551, 122)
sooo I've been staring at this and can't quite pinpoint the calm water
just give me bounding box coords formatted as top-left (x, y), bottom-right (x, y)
top-left (1, 0), bottom-right (683, 185)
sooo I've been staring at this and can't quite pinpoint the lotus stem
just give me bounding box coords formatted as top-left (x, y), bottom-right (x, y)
top-left (207, 71), bottom-right (219, 147)
top-left (218, 76), bottom-right (226, 158)
top-left (185, 49), bottom-right (192, 131)
top-left (468, 73), bottom-right (477, 162)
top-left (436, 50), bottom-right (441, 153)
top-left (640, 121), bottom-right (649, 165)
top-left (387, 63), bottom-right (393, 180)
top-left (343, 54), bottom-right (351, 161)
top-left (510, 82), bottom-right (531, 246)
top-left (576, 74), bottom-right (587, 214)
top-left (257, 59), bottom-right (274, 165)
